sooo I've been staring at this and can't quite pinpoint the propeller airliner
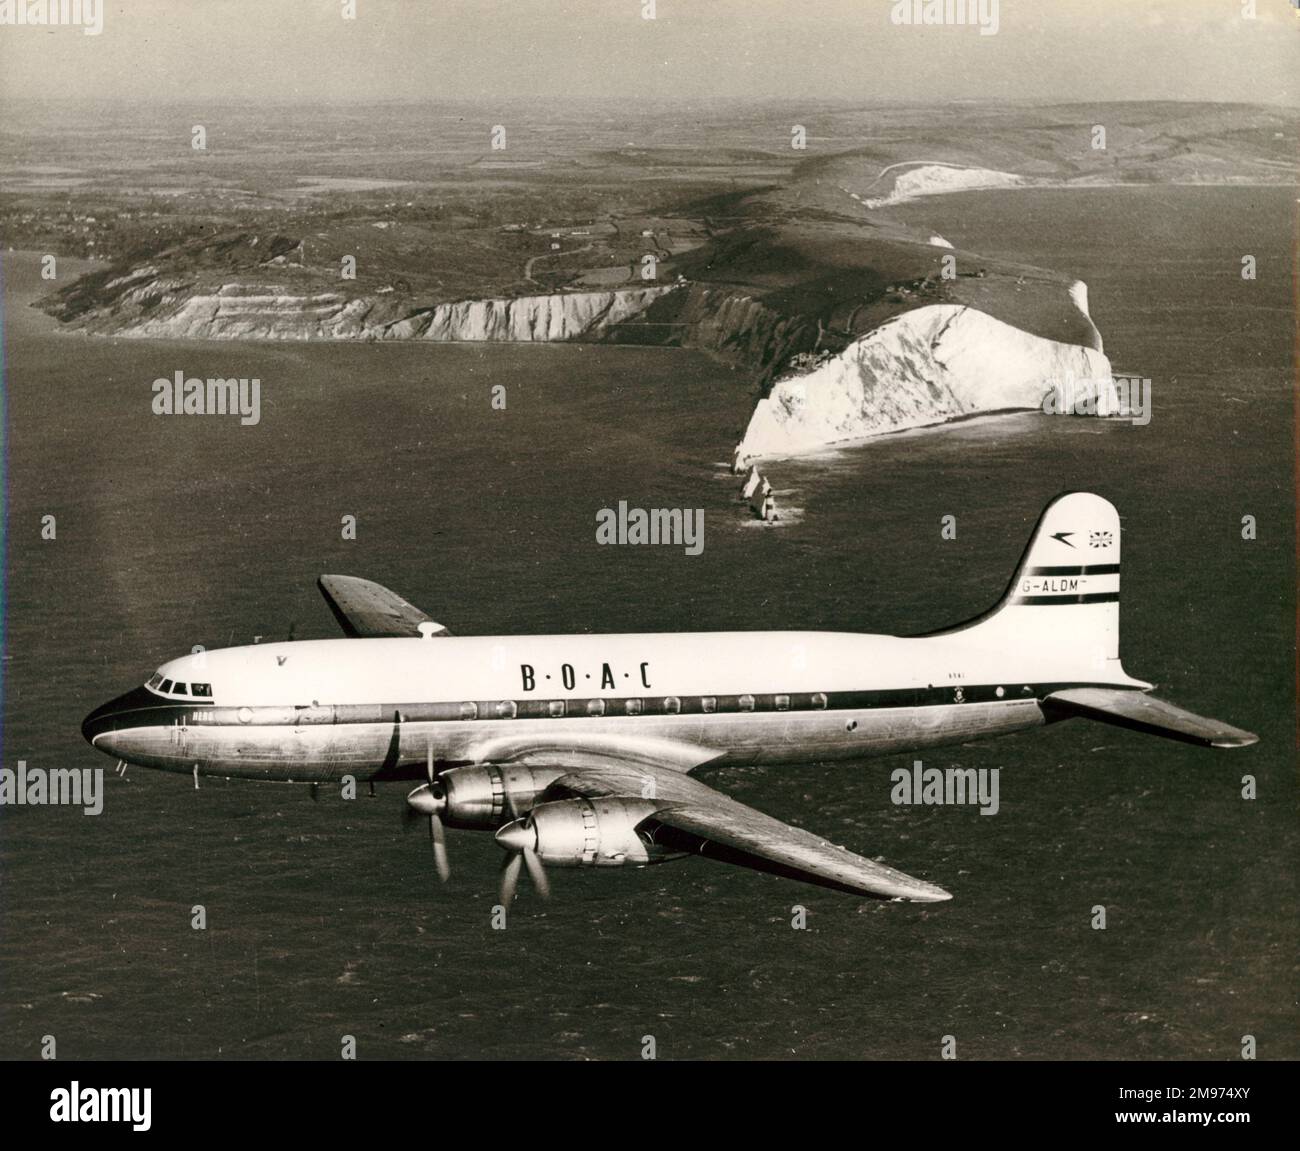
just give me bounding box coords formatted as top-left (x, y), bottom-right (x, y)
top-left (82, 493), bottom-right (1257, 904)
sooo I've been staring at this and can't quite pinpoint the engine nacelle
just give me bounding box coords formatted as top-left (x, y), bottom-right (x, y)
top-left (436, 764), bottom-right (564, 829)
top-left (529, 797), bottom-right (663, 867)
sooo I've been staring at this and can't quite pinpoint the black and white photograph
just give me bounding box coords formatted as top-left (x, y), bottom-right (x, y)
top-left (1, 0), bottom-right (1295, 1122)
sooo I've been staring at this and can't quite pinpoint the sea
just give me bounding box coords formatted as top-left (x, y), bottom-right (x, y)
top-left (1, 185), bottom-right (1294, 1059)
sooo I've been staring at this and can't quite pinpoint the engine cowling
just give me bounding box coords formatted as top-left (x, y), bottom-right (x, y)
top-left (435, 764), bottom-right (564, 829)
top-left (526, 797), bottom-right (663, 867)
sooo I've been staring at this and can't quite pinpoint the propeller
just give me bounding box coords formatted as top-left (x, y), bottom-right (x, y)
top-left (494, 816), bottom-right (550, 903)
top-left (405, 745), bottom-right (450, 881)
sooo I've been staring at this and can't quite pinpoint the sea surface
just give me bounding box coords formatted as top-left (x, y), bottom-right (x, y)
top-left (1, 185), bottom-right (1294, 1060)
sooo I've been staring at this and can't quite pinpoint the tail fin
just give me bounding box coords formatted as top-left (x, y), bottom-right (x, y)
top-left (939, 492), bottom-right (1146, 686)
top-left (937, 492), bottom-right (1258, 748)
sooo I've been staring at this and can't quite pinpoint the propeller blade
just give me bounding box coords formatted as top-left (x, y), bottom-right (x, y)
top-left (426, 744), bottom-right (435, 784)
top-left (499, 852), bottom-right (523, 905)
top-left (430, 813), bottom-right (450, 882)
top-left (522, 845), bottom-right (550, 899)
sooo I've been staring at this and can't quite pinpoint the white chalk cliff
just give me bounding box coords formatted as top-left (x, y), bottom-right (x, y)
top-left (51, 253), bottom-right (1112, 471)
top-left (734, 300), bottom-right (1112, 465)
top-left (389, 288), bottom-right (678, 341)
top-left (865, 165), bottom-right (1025, 208)
top-left (106, 282), bottom-right (679, 341)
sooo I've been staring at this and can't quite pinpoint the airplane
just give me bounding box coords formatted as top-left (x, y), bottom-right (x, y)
top-left (81, 492), bottom-right (1257, 905)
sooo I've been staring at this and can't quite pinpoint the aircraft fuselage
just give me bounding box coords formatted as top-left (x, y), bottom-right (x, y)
top-left (82, 630), bottom-right (1131, 782)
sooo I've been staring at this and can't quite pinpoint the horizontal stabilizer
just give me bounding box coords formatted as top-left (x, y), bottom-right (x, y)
top-left (317, 575), bottom-right (450, 639)
top-left (1043, 688), bottom-right (1258, 749)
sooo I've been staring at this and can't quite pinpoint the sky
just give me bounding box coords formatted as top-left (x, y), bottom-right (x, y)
top-left (0, 0), bottom-right (1296, 106)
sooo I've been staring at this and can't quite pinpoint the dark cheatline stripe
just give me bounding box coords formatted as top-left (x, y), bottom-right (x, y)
top-left (1027, 564), bottom-right (1120, 576)
top-left (1013, 591), bottom-right (1121, 606)
top-left (87, 680), bottom-right (1123, 734)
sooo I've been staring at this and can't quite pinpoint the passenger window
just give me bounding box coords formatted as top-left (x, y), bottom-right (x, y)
top-left (811, 692), bottom-right (827, 710)
top-left (160, 680), bottom-right (173, 693)
top-left (738, 694), bottom-right (755, 712)
top-left (663, 696), bottom-right (681, 714)
top-left (775, 694), bottom-right (790, 711)
top-left (586, 699), bottom-right (606, 717)
top-left (701, 696), bottom-right (717, 713)
top-left (495, 700), bottom-right (517, 719)
top-left (548, 700), bottom-right (565, 718)
top-left (625, 698), bottom-right (643, 716)
top-left (459, 702), bottom-right (478, 721)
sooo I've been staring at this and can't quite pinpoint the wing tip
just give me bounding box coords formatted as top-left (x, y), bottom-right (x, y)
top-left (1211, 730), bottom-right (1259, 749)
top-left (884, 876), bottom-right (953, 902)
top-left (905, 883), bottom-right (954, 903)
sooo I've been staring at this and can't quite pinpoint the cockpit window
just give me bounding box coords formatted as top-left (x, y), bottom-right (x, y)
top-left (147, 674), bottom-right (211, 699)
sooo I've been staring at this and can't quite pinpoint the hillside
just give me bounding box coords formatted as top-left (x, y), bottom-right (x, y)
top-left (32, 101), bottom-right (1294, 461)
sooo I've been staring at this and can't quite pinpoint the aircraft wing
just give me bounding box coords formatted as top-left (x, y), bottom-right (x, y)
top-left (317, 574), bottom-right (451, 638)
top-left (1043, 688), bottom-right (1258, 749)
top-left (540, 759), bottom-right (951, 903)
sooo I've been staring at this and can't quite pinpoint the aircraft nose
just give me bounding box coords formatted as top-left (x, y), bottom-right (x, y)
top-left (81, 685), bottom-right (160, 748)
top-left (82, 700), bottom-right (113, 745)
